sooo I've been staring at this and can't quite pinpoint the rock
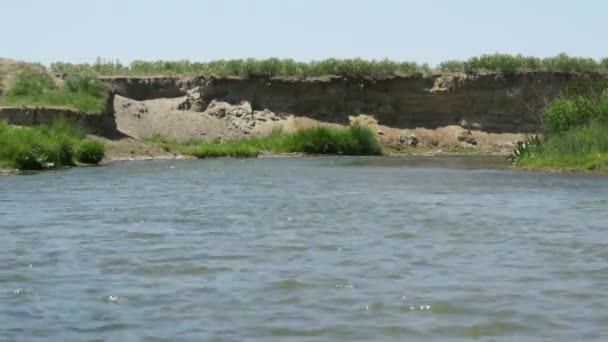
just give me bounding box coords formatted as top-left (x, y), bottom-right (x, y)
top-left (399, 133), bottom-right (418, 147)
top-left (206, 100), bottom-right (252, 118)
top-left (124, 102), bottom-right (147, 118)
top-left (204, 101), bottom-right (279, 133)
top-left (457, 130), bottom-right (477, 145)
top-left (377, 129), bottom-right (384, 135)
top-left (177, 87), bottom-right (207, 111)
top-left (459, 119), bottom-right (482, 130)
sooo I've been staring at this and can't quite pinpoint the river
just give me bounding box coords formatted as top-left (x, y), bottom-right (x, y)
top-left (1, 156), bottom-right (607, 341)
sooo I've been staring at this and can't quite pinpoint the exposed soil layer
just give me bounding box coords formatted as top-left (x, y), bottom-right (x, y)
top-left (104, 72), bottom-right (607, 134)
top-left (0, 106), bottom-right (119, 136)
top-left (3, 69), bottom-right (608, 162)
top-left (99, 71), bottom-right (608, 155)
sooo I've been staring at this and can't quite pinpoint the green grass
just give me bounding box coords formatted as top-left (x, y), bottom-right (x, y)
top-left (0, 70), bottom-right (106, 112)
top-left (517, 153), bottom-right (608, 171)
top-left (0, 120), bottom-right (105, 170)
top-left (75, 139), bottom-right (105, 164)
top-left (514, 87), bottom-right (608, 171)
top-left (515, 122), bottom-right (608, 171)
top-left (149, 125), bottom-right (381, 158)
top-left (439, 53), bottom-right (605, 73)
top-left (50, 53), bottom-right (608, 77)
top-left (53, 58), bottom-right (429, 77)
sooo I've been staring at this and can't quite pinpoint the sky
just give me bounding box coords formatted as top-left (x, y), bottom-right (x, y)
top-left (2, 0), bottom-right (607, 66)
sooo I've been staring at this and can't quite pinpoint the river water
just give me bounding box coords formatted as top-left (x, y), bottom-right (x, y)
top-left (1, 156), bottom-right (607, 341)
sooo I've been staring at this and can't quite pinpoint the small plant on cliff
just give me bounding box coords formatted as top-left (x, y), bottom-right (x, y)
top-left (49, 53), bottom-right (608, 77)
top-left (75, 139), bottom-right (105, 164)
top-left (541, 53), bottom-right (601, 72)
top-left (439, 60), bottom-right (465, 72)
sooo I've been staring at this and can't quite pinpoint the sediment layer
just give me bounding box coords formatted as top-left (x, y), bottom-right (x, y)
top-left (104, 72), bottom-right (605, 134)
top-left (4, 71), bottom-right (608, 154)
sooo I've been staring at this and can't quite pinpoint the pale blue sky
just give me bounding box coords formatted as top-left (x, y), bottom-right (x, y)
top-left (3, 0), bottom-right (607, 66)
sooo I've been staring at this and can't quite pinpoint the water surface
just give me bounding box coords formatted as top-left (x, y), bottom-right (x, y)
top-left (1, 156), bottom-right (607, 341)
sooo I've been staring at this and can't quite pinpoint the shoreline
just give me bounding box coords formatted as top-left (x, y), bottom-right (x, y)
top-left (3, 149), bottom-right (607, 175)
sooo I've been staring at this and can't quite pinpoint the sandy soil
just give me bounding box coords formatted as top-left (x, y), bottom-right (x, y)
top-left (111, 95), bottom-right (526, 158)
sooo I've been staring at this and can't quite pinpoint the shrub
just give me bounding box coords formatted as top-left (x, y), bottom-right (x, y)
top-left (541, 53), bottom-right (600, 72)
top-left (0, 120), bottom-right (90, 170)
top-left (544, 97), bottom-right (592, 133)
top-left (8, 70), bottom-right (56, 96)
top-left (439, 60), bottom-right (465, 72)
top-left (48, 54), bottom-right (608, 77)
top-left (544, 94), bottom-right (608, 133)
top-left (64, 74), bottom-right (103, 95)
top-left (75, 139), bottom-right (105, 164)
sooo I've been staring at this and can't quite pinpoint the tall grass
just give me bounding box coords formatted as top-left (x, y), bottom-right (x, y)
top-left (517, 123), bottom-right (608, 171)
top-left (50, 53), bottom-right (608, 77)
top-left (514, 88), bottom-right (608, 170)
top-left (0, 120), bottom-right (105, 170)
top-left (53, 58), bottom-right (430, 77)
top-left (0, 70), bottom-right (106, 112)
top-left (439, 53), bottom-right (607, 73)
top-left (151, 125), bottom-right (381, 158)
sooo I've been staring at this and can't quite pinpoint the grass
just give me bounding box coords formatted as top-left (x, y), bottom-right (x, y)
top-left (52, 58), bottom-right (430, 77)
top-left (543, 96), bottom-right (608, 133)
top-left (75, 139), bottom-right (105, 164)
top-left (149, 125), bottom-right (381, 158)
top-left (517, 123), bottom-right (608, 171)
top-left (439, 53), bottom-right (606, 73)
top-left (0, 70), bottom-right (106, 112)
top-left (0, 120), bottom-right (105, 170)
top-left (50, 53), bottom-right (608, 77)
top-left (518, 153), bottom-right (608, 171)
top-left (513, 82), bottom-right (608, 171)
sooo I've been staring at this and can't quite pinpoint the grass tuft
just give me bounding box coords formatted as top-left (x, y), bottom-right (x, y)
top-left (0, 120), bottom-right (105, 170)
top-left (75, 139), bottom-right (105, 164)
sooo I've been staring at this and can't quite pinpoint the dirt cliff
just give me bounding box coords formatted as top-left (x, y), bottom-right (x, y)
top-left (3, 69), bottom-right (605, 155)
top-left (100, 71), bottom-right (608, 153)
top-left (105, 72), bottom-right (600, 132)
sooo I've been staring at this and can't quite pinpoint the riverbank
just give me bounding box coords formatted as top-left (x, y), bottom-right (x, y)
top-left (0, 121), bottom-right (105, 171)
top-left (513, 89), bottom-right (608, 172)
top-left (3, 56), bottom-right (608, 174)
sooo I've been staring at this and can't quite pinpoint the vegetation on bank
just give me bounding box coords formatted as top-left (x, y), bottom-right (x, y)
top-left (50, 54), bottom-right (608, 77)
top-left (148, 125), bottom-right (381, 158)
top-left (0, 120), bottom-right (105, 170)
top-left (0, 70), bottom-right (106, 112)
top-left (512, 82), bottom-right (608, 171)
